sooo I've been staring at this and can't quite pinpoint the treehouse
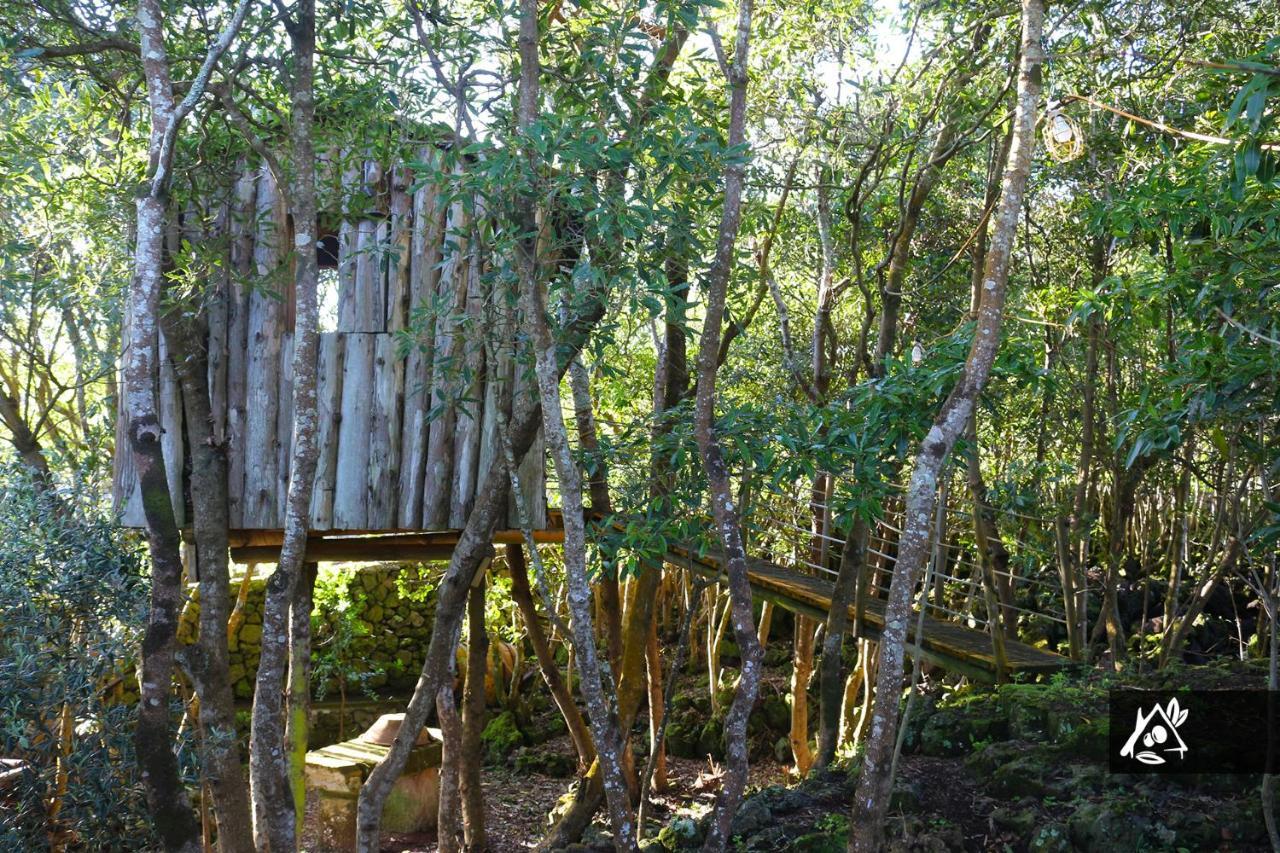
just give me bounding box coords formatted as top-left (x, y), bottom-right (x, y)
top-left (111, 150), bottom-right (550, 561)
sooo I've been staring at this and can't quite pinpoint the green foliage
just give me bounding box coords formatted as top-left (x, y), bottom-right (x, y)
top-left (310, 568), bottom-right (386, 702)
top-left (0, 468), bottom-right (155, 851)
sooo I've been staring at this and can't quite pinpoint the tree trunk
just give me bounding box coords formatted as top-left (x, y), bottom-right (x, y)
top-left (508, 544), bottom-right (595, 764)
top-left (816, 517), bottom-right (868, 767)
top-left (127, 0), bottom-right (251, 844)
top-left (789, 614), bottom-right (815, 774)
top-left (847, 3), bottom-right (1044, 848)
top-left (510, 0), bottom-right (635, 844)
top-left (436, 683), bottom-right (464, 853)
top-left (538, 223), bottom-right (698, 848)
top-left (286, 563), bottom-right (317, 843)
top-left (247, 3), bottom-right (320, 846)
top-left (162, 308), bottom-right (254, 851)
top-left (965, 414), bottom-right (1013, 679)
top-left (690, 2), bottom-right (760, 848)
top-left (461, 578), bottom-right (488, 851)
top-left (569, 356), bottom-right (624, 671)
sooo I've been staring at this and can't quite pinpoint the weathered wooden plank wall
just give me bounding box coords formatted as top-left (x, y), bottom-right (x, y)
top-left (113, 154), bottom-right (549, 533)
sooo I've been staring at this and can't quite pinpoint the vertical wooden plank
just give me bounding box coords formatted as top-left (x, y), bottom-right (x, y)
top-left (276, 332), bottom-right (295, 526)
top-left (206, 199), bottom-right (231, 445)
top-left (158, 317), bottom-right (186, 529)
top-left (242, 165), bottom-right (286, 528)
top-left (349, 217), bottom-right (384, 332)
top-left (350, 160), bottom-right (387, 332)
top-left (421, 180), bottom-right (471, 529)
top-left (511, 362), bottom-right (547, 529)
top-left (385, 165), bottom-right (414, 334)
top-left (398, 149), bottom-right (448, 528)
top-left (367, 334), bottom-right (405, 528)
top-left (113, 280), bottom-right (146, 526)
top-left (449, 230), bottom-right (486, 527)
top-left (476, 351), bottom-right (506, 508)
top-left (309, 332), bottom-right (345, 528)
top-left (225, 166), bottom-right (258, 527)
top-left (335, 155), bottom-right (362, 333)
top-left (333, 332), bottom-right (375, 528)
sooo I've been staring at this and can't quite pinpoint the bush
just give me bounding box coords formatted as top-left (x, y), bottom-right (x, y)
top-left (0, 469), bottom-right (156, 850)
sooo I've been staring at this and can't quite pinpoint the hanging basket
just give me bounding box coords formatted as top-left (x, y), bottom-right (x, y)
top-left (1042, 105), bottom-right (1084, 162)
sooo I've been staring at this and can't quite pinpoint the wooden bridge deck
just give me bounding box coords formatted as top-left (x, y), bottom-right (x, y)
top-left (223, 513), bottom-right (1067, 681)
top-left (653, 537), bottom-right (1068, 682)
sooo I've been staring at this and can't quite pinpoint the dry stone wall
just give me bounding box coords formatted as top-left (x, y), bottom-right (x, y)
top-left (178, 563), bottom-right (436, 700)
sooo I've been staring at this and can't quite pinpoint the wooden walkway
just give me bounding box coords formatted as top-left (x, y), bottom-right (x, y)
top-left (222, 513), bottom-right (1067, 681)
top-left (653, 537), bottom-right (1068, 682)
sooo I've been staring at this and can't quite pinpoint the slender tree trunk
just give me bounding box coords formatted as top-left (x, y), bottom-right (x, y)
top-left (437, 682), bottom-right (464, 853)
top-left (508, 544), bottom-right (595, 764)
top-left (569, 357), bottom-right (624, 670)
top-left (872, 24), bottom-right (990, 372)
top-left (510, 0), bottom-right (635, 845)
top-left (790, 614), bottom-right (815, 773)
top-left (162, 309), bottom-right (254, 851)
top-left (816, 517), bottom-right (867, 767)
top-left (965, 415), bottom-right (1013, 674)
top-left (690, 2), bottom-right (760, 847)
top-left (1159, 537), bottom-right (1244, 665)
top-left (358, 6), bottom-right (693, 845)
top-left (247, 3), bottom-right (320, 845)
top-left (537, 224), bottom-right (698, 849)
top-left (461, 578), bottom-right (488, 851)
top-left (848, 3), bottom-right (1044, 848)
top-left (127, 0), bottom-right (250, 845)
top-left (286, 563), bottom-right (317, 844)
top-left (644, 618), bottom-right (668, 793)
top-left (1065, 237), bottom-right (1107, 658)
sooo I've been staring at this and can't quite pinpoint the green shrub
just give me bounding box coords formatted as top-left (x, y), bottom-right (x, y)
top-left (0, 468), bottom-right (157, 850)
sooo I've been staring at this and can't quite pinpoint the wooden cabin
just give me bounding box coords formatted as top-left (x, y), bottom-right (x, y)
top-left (112, 151), bottom-right (548, 545)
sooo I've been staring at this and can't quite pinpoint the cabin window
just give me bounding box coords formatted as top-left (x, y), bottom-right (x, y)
top-left (316, 221), bottom-right (340, 333)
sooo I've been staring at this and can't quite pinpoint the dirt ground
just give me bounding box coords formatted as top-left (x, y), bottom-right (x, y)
top-left (369, 748), bottom-right (789, 852)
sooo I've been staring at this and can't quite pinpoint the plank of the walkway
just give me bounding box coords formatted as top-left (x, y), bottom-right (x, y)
top-left (654, 537), bottom-right (1065, 679)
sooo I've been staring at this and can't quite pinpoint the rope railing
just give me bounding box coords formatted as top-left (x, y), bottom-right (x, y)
top-left (747, 470), bottom-right (1072, 638)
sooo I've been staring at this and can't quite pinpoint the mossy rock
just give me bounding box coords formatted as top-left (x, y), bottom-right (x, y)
top-left (1052, 716), bottom-right (1110, 762)
top-left (763, 645), bottom-right (792, 667)
top-left (964, 739), bottom-right (1027, 776)
top-left (990, 805), bottom-right (1036, 837)
top-left (480, 709), bottom-right (525, 762)
top-left (888, 779), bottom-right (921, 812)
top-left (760, 694), bottom-right (790, 732)
top-left (1026, 822), bottom-right (1071, 852)
top-left (919, 698), bottom-right (1007, 756)
top-left (656, 816), bottom-right (700, 850)
top-left (513, 747), bottom-right (575, 777)
top-left (528, 710), bottom-right (567, 745)
top-left (665, 721), bottom-right (700, 759)
top-left (788, 830), bottom-right (846, 853)
top-left (986, 752), bottom-right (1056, 798)
top-left (1066, 801), bottom-right (1153, 852)
top-left (697, 718), bottom-right (725, 759)
top-left (727, 792), bottom-right (772, 837)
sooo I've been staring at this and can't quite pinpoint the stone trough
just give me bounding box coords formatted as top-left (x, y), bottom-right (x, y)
top-left (306, 713), bottom-right (442, 849)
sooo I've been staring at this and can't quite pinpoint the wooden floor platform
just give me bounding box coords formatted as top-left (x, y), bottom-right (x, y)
top-left (655, 538), bottom-right (1068, 682)
top-left (221, 512), bottom-right (1067, 681)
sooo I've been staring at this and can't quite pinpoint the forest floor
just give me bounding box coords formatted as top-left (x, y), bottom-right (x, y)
top-left (376, 752), bottom-right (789, 852)
top-left (305, 658), bottom-right (1275, 852)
